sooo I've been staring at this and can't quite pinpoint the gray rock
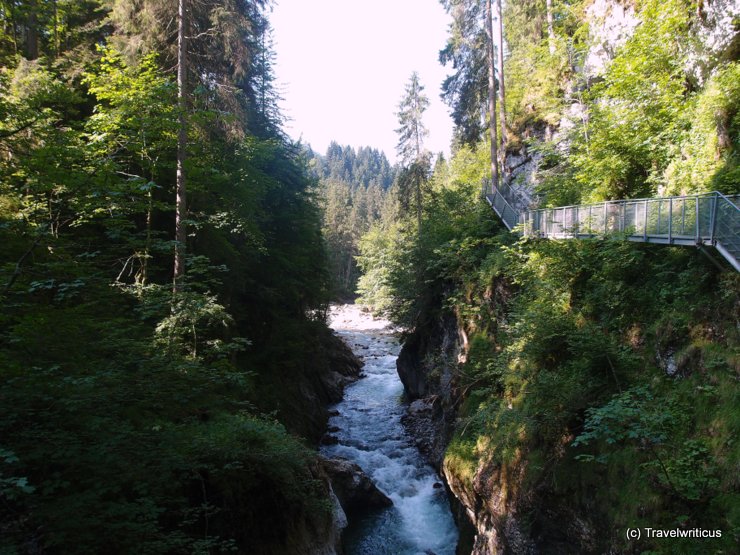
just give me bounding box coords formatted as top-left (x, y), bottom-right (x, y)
top-left (321, 457), bottom-right (393, 516)
top-left (320, 434), bottom-right (339, 446)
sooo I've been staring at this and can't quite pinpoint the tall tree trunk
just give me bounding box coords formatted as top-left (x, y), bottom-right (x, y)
top-left (485, 0), bottom-right (499, 193)
top-left (173, 0), bottom-right (188, 292)
top-left (497, 0), bottom-right (507, 175)
top-left (546, 0), bottom-right (556, 55)
top-left (52, 0), bottom-right (58, 58)
top-left (141, 189), bottom-right (152, 287)
top-left (416, 177), bottom-right (422, 232)
top-left (26, 0), bottom-right (38, 60)
top-left (347, 251), bottom-right (355, 291)
top-left (260, 33), bottom-right (266, 121)
top-left (10, 2), bottom-right (18, 55)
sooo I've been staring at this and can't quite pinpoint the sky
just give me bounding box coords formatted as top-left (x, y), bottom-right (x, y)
top-left (270, 0), bottom-right (454, 163)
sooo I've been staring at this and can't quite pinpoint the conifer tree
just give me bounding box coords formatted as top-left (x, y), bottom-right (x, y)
top-left (439, 0), bottom-right (489, 146)
top-left (395, 72), bottom-right (430, 230)
top-left (439, 0), bottom-right (501, 187)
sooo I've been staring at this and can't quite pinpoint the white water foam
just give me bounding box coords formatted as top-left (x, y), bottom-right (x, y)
top-left (324, 305), bottom-right (458, 555)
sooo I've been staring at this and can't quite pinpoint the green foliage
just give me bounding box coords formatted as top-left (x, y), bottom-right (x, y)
top-left (359, 128), bottom-right (738, 551)
top-left (0, 4), bottom-right (337, 553)
top-left (572, 0), bottom-right (692, 200)
top-left (356, 220), bottom-right (406, 313)
top-left (574, 382), bottom-right (725, 505)
top-left (664, 62), bottom-right (740, 195)
top-left (505, 37), bottom-right (570, 131)
top-left (573, 386), bottom-right (672, 453)
top-left (84, 46), bottom-right (177, 184)
top-left (309, 143), bottom-right (396, 299)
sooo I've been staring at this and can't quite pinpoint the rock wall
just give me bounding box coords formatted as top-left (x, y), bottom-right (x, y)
top-left (274, 325), bottom-right (363, 444)
top-left (285, 462), bottom-right (347, 555)
top-left (248, 324), bottom-right (362, 554)
top-left (504, 0), bottom-right (739, 207)
top-left (397, 311), bottom-right (463, 467)
top-left (397, 314), bottom-right (525, 555)
top-left (504, 0), bottom-right (640, 205)
top-left (397, 306), bottom-right (600, 554)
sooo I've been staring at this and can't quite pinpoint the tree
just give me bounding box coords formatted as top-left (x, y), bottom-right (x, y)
top-left (485, 0), bottom-right (499, 191)
top-left (174, 0), bottom-right (187, 291)
top-left (439, 0), bottom-right (500, 188)
top-left (496, 0), bottom-right (507, 158)
top-left (310, 143), bottom-right (396, 298)
top-left (396, 72), bottom-right (430, 166)
top-left (439, 0), bottom-right (489, 146)
top-left (395, 72), bottom-right (431, 230)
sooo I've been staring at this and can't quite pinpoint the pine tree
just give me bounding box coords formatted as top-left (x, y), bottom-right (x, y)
top-left (439, 0), bottom-right (489, 146)
top-left (395, 72), bottom-right (431, 230)
top-left (439, 0), bottom-right (503, 187)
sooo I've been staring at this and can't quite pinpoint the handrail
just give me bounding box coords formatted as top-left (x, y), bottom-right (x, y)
top-left (715, 190), bottom-right (739, 211)
top-left (524, 191), bottom-right (731, 213)
top-left (483, 179), bottom-right (520, 231)
top-left (483, 188), bottom-right (740, 271)
top-left (523, 191), bottom-right (738, 240)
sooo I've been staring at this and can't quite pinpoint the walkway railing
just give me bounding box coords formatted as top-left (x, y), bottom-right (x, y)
top-left (483, 181), bottom-right (740, 271)
top-left (484, 181), bottom-right (523, 231)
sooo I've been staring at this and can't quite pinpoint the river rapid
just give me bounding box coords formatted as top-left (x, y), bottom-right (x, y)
top-left (324, 305), bottom-right (459, 555)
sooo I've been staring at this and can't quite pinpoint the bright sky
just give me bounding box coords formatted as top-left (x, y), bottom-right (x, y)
top-left (270, 0), bottom-right (454, 163)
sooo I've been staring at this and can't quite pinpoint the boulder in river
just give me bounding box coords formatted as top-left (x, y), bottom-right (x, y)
top-left (320, 456), bottom-right (393, 516)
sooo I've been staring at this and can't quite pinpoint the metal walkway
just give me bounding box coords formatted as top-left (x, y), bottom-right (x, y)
top-left (485, 183), bottom-right (740, 272)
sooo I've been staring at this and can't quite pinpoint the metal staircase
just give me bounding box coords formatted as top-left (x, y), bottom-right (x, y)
top-left (485, 181), bottom-right (740, 272)
top-left (484, 181), bottom-right (520, 231)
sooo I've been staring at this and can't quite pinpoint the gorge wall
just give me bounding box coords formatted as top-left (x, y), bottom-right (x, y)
top-left (396, 252), bottom-right (737, 555)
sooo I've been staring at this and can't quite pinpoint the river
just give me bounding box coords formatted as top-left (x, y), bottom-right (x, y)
top-left (324, 305), bottom-right (459, 555)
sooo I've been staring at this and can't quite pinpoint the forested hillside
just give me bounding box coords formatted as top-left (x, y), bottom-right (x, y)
top-left (309, 143), bottom-right (397, 298)
top-left (0, 2), bottom-right (355, 553)
top-left (357, 0), bottom-right (739, 553)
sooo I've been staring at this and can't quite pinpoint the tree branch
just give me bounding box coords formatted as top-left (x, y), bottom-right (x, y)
top-left (0, 117), bottom-right (40, 139)
top-left (2, 227), bottom-right (47, 297)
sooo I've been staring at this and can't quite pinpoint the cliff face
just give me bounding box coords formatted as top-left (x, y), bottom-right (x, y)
top-left (396, 262), bottom-right (737, 555)
top-left (258, 323), bottom-right (363, 444)
top-left (505, 0), bottom-right (739, 204)
top-left (505, 0), bottom-right (641, 205)
top-left (397, 309), bottom-right (620, 554)
top-left (397, 311), bottom-right (463, 467)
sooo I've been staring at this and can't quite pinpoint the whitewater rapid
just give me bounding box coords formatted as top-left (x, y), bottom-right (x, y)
top-left (324, 305), bottom-right (458, 555)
